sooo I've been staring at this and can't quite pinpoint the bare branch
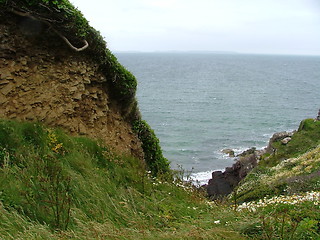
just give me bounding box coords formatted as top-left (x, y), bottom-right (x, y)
top-left (56, 32), bottom-right (89, 52)
top-left (10, 9), bottom-right (89, 52)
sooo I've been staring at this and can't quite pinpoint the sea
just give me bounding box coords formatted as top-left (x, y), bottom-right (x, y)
top-left (115, 52), bottom-right (320, 184)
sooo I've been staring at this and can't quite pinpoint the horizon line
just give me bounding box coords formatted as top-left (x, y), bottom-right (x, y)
top-left (113, 50), bottom-right (320, 57)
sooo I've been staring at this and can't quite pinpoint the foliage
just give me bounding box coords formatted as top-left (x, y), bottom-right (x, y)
top-left (1, 0), bottom-right (319, 238)
top-left (260, 119), bottom-right (320, 167)
top-left (234, 118), bottom-right (320, 203)
top-left (235, 192), bottom-right (320, 239)
top-left (133, 120), bottom-right (170, 175)
top-left (105, 49), bottom-right (137, 97)
top-left (0, 119), bottom-right (247, 239)
top-left (1, 0), bottom-right (90, 38)
top-left (1, 119), bottom-right (320, 239)
top-left (235, 145), bottom-right (320, 203)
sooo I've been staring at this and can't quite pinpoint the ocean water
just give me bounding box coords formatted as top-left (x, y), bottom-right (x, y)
top-left (116, 52), bottom-right (320, 182)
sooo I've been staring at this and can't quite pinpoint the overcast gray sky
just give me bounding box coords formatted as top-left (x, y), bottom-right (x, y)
top-left (71, 0), bottom-right (320, 55)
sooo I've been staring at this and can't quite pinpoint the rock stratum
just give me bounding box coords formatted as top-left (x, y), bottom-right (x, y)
top-left (0, 12), bottom-right (144, 159)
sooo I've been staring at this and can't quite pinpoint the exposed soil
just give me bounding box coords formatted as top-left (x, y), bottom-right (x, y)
top-left (0, 13), bottom-right (144, 159)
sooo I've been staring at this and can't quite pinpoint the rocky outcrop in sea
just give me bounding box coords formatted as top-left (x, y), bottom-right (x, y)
top-left (205, 131), bottom-right (295, 199)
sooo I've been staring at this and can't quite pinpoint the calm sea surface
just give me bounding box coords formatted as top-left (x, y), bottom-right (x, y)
top-left (116, 52), bottom-right (320, 181)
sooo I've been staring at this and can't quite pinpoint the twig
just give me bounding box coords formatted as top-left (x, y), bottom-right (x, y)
top-left (39, 3), bottom-right (54, 12)
top-left (55, 31), bottom-right (89, 52)
top-left (10, 9), bottom-right (89, 52)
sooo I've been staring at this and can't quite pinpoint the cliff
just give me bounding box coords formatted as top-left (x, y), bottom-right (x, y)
top-left (0, 0), bottom-right (169, 174)
top-left (1, 2), bottom-right (319, 239)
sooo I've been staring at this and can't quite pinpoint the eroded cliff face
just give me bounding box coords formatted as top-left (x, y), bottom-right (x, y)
top-left (0, 14), bottom-right (143, 159)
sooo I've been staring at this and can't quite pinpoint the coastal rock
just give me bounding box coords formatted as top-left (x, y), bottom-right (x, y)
top-left (206, 148), bottom-right (258, 199)
top-left (281, 137), bottom-right (292, 145)
top-left (221, 148), bottom-right (235, 157)
top-left (207, 171), bottom-right (233, 196)
top-left (236, 147), bottom-right (256, 157)
top-left (265, 131), bottom-right (294, 154)
top-left (205, 129), bottom-right (299, 199)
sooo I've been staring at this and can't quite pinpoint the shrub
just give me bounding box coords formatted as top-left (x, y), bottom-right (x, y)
top-left (133, 120), bottom-right (170, 175)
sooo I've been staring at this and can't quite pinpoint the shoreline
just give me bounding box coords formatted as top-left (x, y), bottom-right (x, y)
top-left (202, 130), bottom-right (297, 199)
top-left (189, 145), bottom-right (268, 186)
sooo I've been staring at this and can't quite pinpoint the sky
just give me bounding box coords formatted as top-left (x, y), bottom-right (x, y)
top-left (70, 0), bottom-right (320, 55)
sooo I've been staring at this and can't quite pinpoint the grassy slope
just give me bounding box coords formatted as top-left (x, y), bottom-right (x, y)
top-left (229, 119), bottom-right (320, 239)
top-left (236, 119), bottom-right (320, 203)
top-left (1, 119), bottom-right (319, 239)
top-left (0, 119), bottom-right (245, 239)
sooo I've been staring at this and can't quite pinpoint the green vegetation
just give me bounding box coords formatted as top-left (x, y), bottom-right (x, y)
top-left (260, 119), bottom-right (320, 167)
top-left (133, 120), bottom-right (170, 175)
top-left (0, 0), bottom-right (136, 112)
top-left (0, 119), bottom-right (245, 239)
top-left (1, 1), bottom-right (319, 238)
top-left (1, 119), bottom-right (319, 239)
top-left (222, 119), bottom-right (320, 239)
top-left (0, 0), bottom-right (90, 38)
top-left (234, 192), bottom-right (320, 240)
top-left (235, 119), bottom-right (320, 203)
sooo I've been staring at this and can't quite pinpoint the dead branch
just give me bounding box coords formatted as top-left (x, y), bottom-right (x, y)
top-left (11, 9), bottom-right (89, 52)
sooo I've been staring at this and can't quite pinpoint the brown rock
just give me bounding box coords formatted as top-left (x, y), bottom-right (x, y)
top-left (222, 148), bottom-right (235, 157)
top-left (0, 83), bottom-right (14, 95)
top-left (0, 14), bottom-right (144, 161)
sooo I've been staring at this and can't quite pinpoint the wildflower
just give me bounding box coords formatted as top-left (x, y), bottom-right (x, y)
top-left (214, 220), bottom-right (220, 224)
top-left (237, 191), bottom-right (320, 212)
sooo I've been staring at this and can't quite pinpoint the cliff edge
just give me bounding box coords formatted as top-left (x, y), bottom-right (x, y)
top-left (0, 0), bottom-right (169, 174)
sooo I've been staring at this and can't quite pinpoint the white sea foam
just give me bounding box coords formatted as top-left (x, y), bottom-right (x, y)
top-left (263, 133), bottom-right (273, 138)
top-left (218, 147), bottom-right (253, 158)
top-left (188, 169), bottom-right (225, 186)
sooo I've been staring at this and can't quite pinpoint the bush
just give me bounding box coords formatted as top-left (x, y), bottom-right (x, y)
top-left (132, 120), bottom-right (170, 175)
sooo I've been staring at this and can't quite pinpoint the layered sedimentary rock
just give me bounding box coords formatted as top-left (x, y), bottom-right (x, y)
top-left (0, 13), bottom-right (143, 159)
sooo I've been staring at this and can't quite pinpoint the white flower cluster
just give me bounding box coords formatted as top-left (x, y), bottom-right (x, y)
top-left (271, 146), bottom-right (320, 181)
top-left (235, 146), bottom-right (320, 198)
top-left (174, 181), bottom-right (195, 192)
top-left (145, 171), bottom-right (194, 192)
top-left (237, 191), bottom-right (320, 212)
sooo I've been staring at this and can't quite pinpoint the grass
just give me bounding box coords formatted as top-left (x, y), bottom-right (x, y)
top-left (1, 1), bottom-right (319, 238)
top-left (0, 119), bottom-right (319, 239)
top-left (260, 119), bottom-right (320, 167)
top-left (0, 119), bottom-right (244, 239)
top-left (235, 119), bottom-right (320, 203)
